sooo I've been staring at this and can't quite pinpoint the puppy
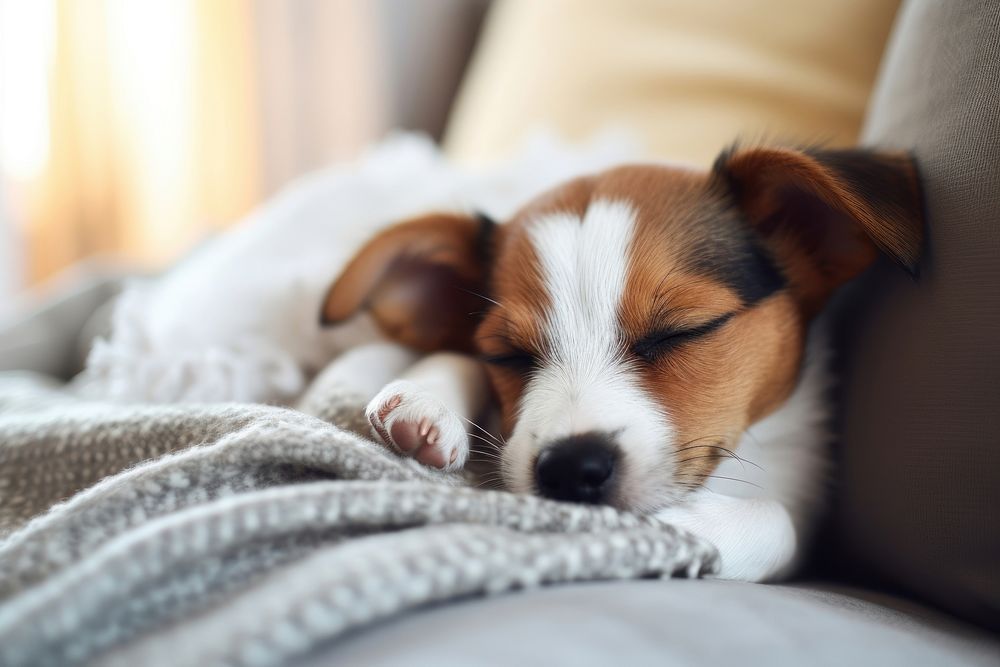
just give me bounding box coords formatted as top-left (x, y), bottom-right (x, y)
top-left (318, 145), bottom-right (923, 582)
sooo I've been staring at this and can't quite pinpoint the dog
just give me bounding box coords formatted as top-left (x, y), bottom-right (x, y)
top-left (316, 145), bottom-right (923, 582)
top-left (80, 134), bottom-right (922, 581)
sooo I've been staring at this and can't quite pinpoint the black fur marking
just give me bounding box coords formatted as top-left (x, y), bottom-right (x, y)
top-left (709, 143), bottom-right (743, 200)
top-left (702, 150), bottom-right (789, 304)
top-left (474, 211), bottom-right (497, 264)
top-left (685, 195), bottom-right (788, 307)
top-left (691, 233), bottom-right (787, 306)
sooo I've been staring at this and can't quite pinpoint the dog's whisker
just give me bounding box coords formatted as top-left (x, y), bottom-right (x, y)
top-left (470, 451), bottom-right (504, 464)
top-left (467, 433), bottom-right (505, 453)
top-left (674, 473), bottom-right (763, 491)
top-left (703, 474), bottom-right (763, 490)
top-left (470, 455), bottom-right (504, 467)
top-left (469, 441), bottom-right (503, 454)
top-left (431, 407), bottom-right (505, 455)
top-left (457, 286), bottom-right (502, 309)
top-left (740, 429), bottom-right (769, 469)
top-left (472, 437), bottom-right (505, 456)
top-left (462, 415), bottom-right (508, 447)
top-left (675, 454), bottom-right (738, 467)
top-left (474, 472), bottom-right (507, 488)
top-left (672, 434), bottom-right (728, 450)
top-left (673, 441), bottom-right (763, 471)
top-left (675, 448), bottom-right (748, 473)
top-left (466, 433), bottom-right (503, 451)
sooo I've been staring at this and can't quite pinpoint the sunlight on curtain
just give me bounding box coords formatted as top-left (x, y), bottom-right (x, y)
top-left (0, 0), bottom-right (414, 287)
top-left (0, 1), bottom-right (55, 181)
top-left (0, 0), bottom-right (55, 303)
top-left (1, 0), bottom-right (262, 283)
top-left (251, 0), bottom-right (386, 195)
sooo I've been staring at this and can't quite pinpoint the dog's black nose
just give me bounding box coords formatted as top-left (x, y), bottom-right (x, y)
top-left (534, 432), bottom-right (618, 504)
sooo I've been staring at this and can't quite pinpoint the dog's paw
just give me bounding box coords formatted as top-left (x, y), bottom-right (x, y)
top-left (365, 380), bottom-right (469, 471)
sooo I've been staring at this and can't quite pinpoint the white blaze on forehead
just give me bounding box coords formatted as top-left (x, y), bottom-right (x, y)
top-left (504, 199), bottom-right (677, 510)
top-left (527, 199), bottom-right (635, 368)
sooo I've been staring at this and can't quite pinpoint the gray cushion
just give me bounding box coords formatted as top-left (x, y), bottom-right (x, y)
top-left (830, 0), bottom-right (1000, 632)
top-left (0, 262), bottom-right (126, 380)
top-left (299, 580), bottom-right (1000, 666)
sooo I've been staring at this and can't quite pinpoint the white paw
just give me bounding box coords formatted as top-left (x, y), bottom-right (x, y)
top-left (365, 380), bottom-right (469, 471)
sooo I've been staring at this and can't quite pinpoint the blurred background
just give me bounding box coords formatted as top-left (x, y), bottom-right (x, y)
top-left (0, 0), bottom-right (487, 300)
top-left (0, 0), bottom-right (900, 313)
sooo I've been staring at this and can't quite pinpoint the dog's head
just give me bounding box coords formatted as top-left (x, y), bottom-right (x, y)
top-left (321, 146), bottom-right (923, 512)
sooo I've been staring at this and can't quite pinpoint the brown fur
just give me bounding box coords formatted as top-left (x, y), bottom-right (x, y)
top-left (320, 213), bottom-right (490, 352)
top-left (714, 147), bottom-right (924, 315)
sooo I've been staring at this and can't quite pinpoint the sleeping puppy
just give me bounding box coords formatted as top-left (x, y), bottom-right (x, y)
top-left (318, 146), bottom-right (923, 581)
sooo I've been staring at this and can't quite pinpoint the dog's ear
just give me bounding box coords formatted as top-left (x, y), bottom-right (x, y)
top-left (713, 146), bottom-right (924, 311)
top-left (320, 212), bottom-right (495, 353)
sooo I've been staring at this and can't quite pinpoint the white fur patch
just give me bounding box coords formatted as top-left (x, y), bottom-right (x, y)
top-left (502, 199), bottom-right (676, 509)
top-left (654, 330), bottom-right (832, 581)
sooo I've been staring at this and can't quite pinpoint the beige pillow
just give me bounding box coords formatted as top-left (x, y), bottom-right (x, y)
top-left (445, 0), bottom-right (899, 165)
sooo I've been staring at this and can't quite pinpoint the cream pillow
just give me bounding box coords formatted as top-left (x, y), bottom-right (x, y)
top-left (445, 0), bottom-right (899, 165)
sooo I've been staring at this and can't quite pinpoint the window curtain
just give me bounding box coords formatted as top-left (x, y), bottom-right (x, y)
top-left (1, 0), bottom-right (387, 285)
top-left (0, 0), bottom-right (482, 286)
top-left (5, 0), bottom-right (261, 282)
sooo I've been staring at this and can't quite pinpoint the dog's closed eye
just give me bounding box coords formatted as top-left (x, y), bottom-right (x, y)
top-left (481, 349), bottom-right (539, 373)
top-left (632, 312), bottom-right (735, 363)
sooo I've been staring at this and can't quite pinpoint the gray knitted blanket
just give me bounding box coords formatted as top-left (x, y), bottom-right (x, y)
top-left (0, 368), bottom-right (718, 667)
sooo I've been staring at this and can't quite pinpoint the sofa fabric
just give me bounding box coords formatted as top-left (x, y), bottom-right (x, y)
top-left (303, 580), bottom-right (1000, 667)
top-left (0, 263), bottom-right (126, 380)
top-left (832, 0), bottom-right (1000, 632)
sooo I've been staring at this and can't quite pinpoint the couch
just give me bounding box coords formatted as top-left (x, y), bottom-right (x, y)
top-left (2, 1), bottom-right (997, 664)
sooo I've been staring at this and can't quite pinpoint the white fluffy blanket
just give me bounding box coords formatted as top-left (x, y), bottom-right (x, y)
top-left (77, 132), bottom-right (644, 404)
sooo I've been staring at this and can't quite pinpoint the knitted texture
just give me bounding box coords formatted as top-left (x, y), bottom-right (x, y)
top-left (0, 371), bottom-right (718, 667)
